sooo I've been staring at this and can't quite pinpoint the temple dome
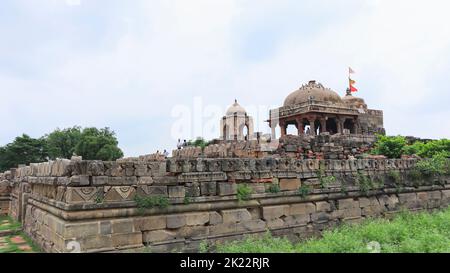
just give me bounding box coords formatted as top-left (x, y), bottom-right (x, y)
top-left (283, 80), bottom-right (343, 106)
top-left (342, 94), bottom-right (367, 109)
top-left (226, 100), bottom-right (246, 115)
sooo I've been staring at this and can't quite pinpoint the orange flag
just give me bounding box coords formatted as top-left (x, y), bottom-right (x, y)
top-left (349, 78), bottom-right (358, 92)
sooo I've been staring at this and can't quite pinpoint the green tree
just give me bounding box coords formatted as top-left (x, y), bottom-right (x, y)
top-left (371, 135), bottom-right (407, 158)
top-left (0, 134), bottom-right (49, 172)
top-left (45, 126), bottom-right (82, 159)
top-left (74, 127), bottom-right (124, 161)
top-left (402, 139), bottom-right (450, 158)
top-left (187, 137), bottom-right (210, 149)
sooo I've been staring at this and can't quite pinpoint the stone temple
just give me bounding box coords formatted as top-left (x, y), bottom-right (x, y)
top-left (0, 78), bottom-right (448, 253)
top-left (268, 80), bottom-right (385, 138)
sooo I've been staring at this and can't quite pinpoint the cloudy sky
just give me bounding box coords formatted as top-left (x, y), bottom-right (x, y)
top-left (1, 0), bottom-right (449, 156)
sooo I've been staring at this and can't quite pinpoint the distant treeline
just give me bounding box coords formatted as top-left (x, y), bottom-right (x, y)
top-left (0, 126), bottom-right (123, 172)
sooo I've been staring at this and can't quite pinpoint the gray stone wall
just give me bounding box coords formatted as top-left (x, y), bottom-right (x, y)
top-left (0, 155), bottom-right (449, 252)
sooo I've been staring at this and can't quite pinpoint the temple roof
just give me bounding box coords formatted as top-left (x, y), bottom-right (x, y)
top-left (283, 80), bottom-right (343, 107)
top-left (226, 99), bottom-right (247, 115)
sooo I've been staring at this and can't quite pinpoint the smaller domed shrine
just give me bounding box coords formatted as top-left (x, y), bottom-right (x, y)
top-left (220, 100), bottom-right (254, 141)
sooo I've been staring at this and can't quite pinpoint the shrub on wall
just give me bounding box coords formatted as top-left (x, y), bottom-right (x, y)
top-left (415, 151), bottom-right (449, 176)
top-left (403, 139), bottom-right (450, 158)
top-left (371, 135), bottom-right (407, 159)
top-left (237, 184), bottom-right (253, 202)
top-left (134, 195), bottom-right (169, 214)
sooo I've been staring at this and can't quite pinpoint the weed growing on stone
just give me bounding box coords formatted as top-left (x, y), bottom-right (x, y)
top-left (266, 184), bottom-right (280, 194)
top-left (237, 184), bottom-right (252, 202)
top-left (298, 185), bottom-right (311, 198)
top-left (134, 195), bottom-right (169, 214)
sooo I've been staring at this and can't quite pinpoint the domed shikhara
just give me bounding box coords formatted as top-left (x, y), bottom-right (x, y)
top-left (283, 80), bottom-right (343, 107)
top-left (226, 99), bottom-right (247, 116)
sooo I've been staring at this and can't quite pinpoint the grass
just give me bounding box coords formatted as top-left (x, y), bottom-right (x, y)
top-left (215, 207), bottom-right (450, 253)
top-left (0, 216), bottom-right (41, 253)
top-left (0, 215), bottom-right (21, 232)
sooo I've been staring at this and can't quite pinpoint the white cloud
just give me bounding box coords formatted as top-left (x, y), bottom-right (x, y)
top-left (0, 0), bottom-right (449, 156)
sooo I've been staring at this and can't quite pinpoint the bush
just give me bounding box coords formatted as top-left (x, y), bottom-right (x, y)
top-left (298, 185), bottom-right (311, 198)
top-left (216, 208), bottom-right (450, 253)
top-left (134, 195), bottom-right (169, 213)
top-left (371, 135), bottom-right (407, 158)
top-left (237, 184), bottom-right (253, 202)
top-left (357, 172), bottom-right (374, 195)
top-left (415, 151), bottom-right (449, 176)
top-left (266, 184), bottom-right (280, 194)
top-left (403, 139), bottom-right (450, 158)
top-left (187, 137), bottom-right (211, 150)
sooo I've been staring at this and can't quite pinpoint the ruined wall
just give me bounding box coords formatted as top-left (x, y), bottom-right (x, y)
top-left (0, 172), bottom-right (12, 216)
top-left (2, 155), bottom-right (449, 253)
top-left (172, 139), bottom-right (277, 159)
top-left (277, 133), bottom-right (376, 159)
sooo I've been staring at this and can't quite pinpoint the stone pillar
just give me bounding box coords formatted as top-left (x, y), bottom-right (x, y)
top-left (337, 117), bottom-right (344, 134)
top-left (233, 115), bottom-right (238, 141)
top-left (280, 120), bottom-right (287, 137)
top-left (355, 120), bottom-right (361, 134)
top-left (296, 118), bottom-right (304, 135)
top-left (320, 118), bottom-right (327, 133)
top-left (269, 120), bottom-right (278, 139)
top-left (308, 118), bottom-right (316, 136)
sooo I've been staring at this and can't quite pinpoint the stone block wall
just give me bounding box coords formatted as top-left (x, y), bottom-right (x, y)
top-left (1, 156), bottom-right (449, 253)
top-left (0, 172), bottom-right (11, 216)
top-left (277, 133), bottom-right (377, 159)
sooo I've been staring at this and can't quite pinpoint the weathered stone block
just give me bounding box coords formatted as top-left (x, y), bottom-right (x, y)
top-left (168, 186), bottom-right (185, 198)
top-left (111, 219), bottom-right (134, 234)
top-left (186, 212), bottom-right (210, 226)
top-left (279, 178), bottom-right (301, 191)
top-left (209, 222), bottom-right (237, 234)
top-left (92, 176), bottom-right (109, 186)
top-left (338, 198), bottom-right (359, 209)
top-left (240, 219), bottom-right (266, 231)
top-left (209, 212), bottom-right (223, 225)
top-left (177, 226), bottom-right (209, 238)
top-left (167, 214), bottom-right (186, 229)
top-left (77, 235), bottom-right (112, 251)
top-left (333, 208), bottom-right (361, 219)
top-left (146, 186), bottom-right (168, 196)
top-left (65, 222), bottom-right (99, 238)
top-left (262, 205), bottom-right (290, 220)
top-left (290, 203), bottom-right (315, 215)
top-left (111, 232), bottom-right (142, 247)
top-left (134, 215), bottom-right (166, 231)
top-left (310, 212), bottom-right (330, 223)
top-left (266, 218), bottom-right (285, 228)
top-left (315, 201), bottom-right (331, 212)
top-left (100, 221), bottom-right (112, 235)
top-left (221, 209), bottom-right (252, 223)
top-left (143, 230), bottom-right (176, 243)
top-left (200, 182), bottom-right (217, 196)
top-left (68, 175), bottom-right (90, 186)
top-left (138, 176), bottom-right (153, 185)
top-left (284, 214), bottom-right (310, 226)
top-left (248, 184), bottom-right (266, 194)
top-left (104, 186), bottom-right (135, 202)
top-left (217, 182), bottom-right (237, 196)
